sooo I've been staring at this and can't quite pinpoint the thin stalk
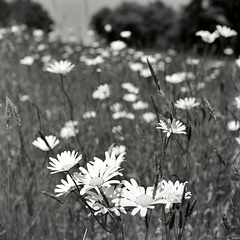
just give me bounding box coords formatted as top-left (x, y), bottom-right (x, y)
top-left (59, 74), bottom-right (74, 120)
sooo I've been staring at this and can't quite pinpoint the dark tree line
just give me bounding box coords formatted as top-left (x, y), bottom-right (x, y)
top-left (0, 0), bottom-right (53, 32)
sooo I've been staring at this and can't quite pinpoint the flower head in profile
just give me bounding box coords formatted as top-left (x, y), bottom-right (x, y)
top-left (216, 25), bottom-right (237, 38)
top-left (156, 118), bottom-right (186, 137)
top-left (158, 180), bottom-right (191, 213)
top-left (48, 150), bottom-right (82, 174)
top-left (92, 84), bottom-right (110, 100)
top-left (74, 151), bottom-right (124, 195)
top-left (20, 56), bottom-right (34, 66)
top-left (46, 60), bottom-right (75, 75)
top-left (32, 135), bottom-right (60, 151)
top-left (175, 97), bottom-right (200, 110)
top-left (112, 179), bottom-right (165, 217)
top-left (86, 185), bottom-right (126, 216)
top-left (195, 30), bottom-right (219, 43)
top-left (55, 174), bottom-right (77, 197)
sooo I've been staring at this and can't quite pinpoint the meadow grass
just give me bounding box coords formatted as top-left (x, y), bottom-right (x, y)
top-left (0, 29), bottom-right (240, 240)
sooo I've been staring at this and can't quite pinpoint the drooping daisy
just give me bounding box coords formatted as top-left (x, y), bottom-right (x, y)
top-left (112, 179), bottom-right (165, 217)
top-left (158, 180), bottom-right (192, 213)
top-left (48, 150), bottom-right (82, 174)
top-left (46, 60), bottom-right (75, 75)
top-left (175, 97), bottom-right (200, 110)
top-left (195, 30), bottom-right (219, 43)
top-left (86, 185), bottom-right (126, 216)
top-left (156, 118), bottom-right (186, 138)
top-left (55, 174), bottom-right (77, 197)
top-left (32, 135), bottom-right (60, 151)
top-left (74, 152), bottom-right (124, 195)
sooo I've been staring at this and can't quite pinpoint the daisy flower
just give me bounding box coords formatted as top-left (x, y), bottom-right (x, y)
top-left (234, 96), bottom-right (240, 109)
top-left (227, 120), bottom-right (240, 131)
top-left (156, 118), bottom-right (186, 138)
top-left (175, 97), bottom-right (200, 110)
top-left (48, 150), bottom-right (82, 174)
top-left (74, 152), bottom-right (124, 195)
top-left (121, 82), bottom-right (139, 94)
top-left (86, 185), bottom-right (126, 216)
top-left (92, 84), bottom-right (110, 100)
top-left (46, 60), bottom-right (75, 75)
top-left (20, 56), bottom-right (34, 65)
top-left (112, 179), bottom-right (165, 217)
top-left (165, 72), bottom-right (187, 84)
top-left (158, 180), bottom-right (192, 213)
top-left (55, 174), bottom-right (77, 197)
top-left (216, 25), bottom-right (237, 38)
top-left (32, 135), bottom-right (60, 151)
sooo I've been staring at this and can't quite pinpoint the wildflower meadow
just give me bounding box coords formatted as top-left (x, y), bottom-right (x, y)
top-left (0, 23), bottom-right (240, 240)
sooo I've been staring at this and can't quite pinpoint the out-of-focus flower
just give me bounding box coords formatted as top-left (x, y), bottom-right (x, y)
top-left (120, 30), bottom-right (131, 38)
top-left (235, 137), bottom-right (240, 145)
top-left (46, 60), bottom-right (75, 75)
top-left (112, 179), bottom-right (165, 217)
top-left (140, 68), bottom-right (152, 78)
top-left (60, 120), bottom-right (78, 139)
top-left (92, 84), bottom-right (110, 100)
top-left (104, 24), bottom-right (112, 32)
top-left (123, 93), bottom-right (138, 102)
top-left (224, 47), bottom-right (234, 55)
top-left (227, 120), bottom-right (240, 131)
top-left (234, 96), bottom-right (240, 109)
top-left (186, 58), bottom-right (200, 66)
top-left (112, 111), bottom-right (135, 120)
top-left (19, 94), bottom-right (30, 102)
top-left (82, 111), bottom-right (96, 119)
top-left (128, 62), bottom-right (143, 72)
top-left (32, 135), bottom-right (60, 151)
top-left (236, 58), bottom-right (240, 68)
top-left (121, 82), bottom-right (139, 94)
top-left (111, 145), bottom-right (126, 156)
top-left (157, 118), bottom-right (186, 138)
top-left (195, 30), bottom-right (219, 43)
top-left (110, 40), bottom-right (127, 51)
top-left (20, 56), bottom-right (34, 65)
top-left (55, 174), bottom-right (76, 197)
top-left (132, 101), bottom-right (149, 110)
top-left (158, 180), bottom-right (191, 213)
top-left (141, 55), bottom-right (157, 64)
top-left (216, 25), bottom-right (237, 38)
top-left (175, 97), bottom-right (200, 110)
top-left (74, 151), bottom-right (124, 195)
top-left (33, 29), bottom-right (44, 38)
top-left (142, 112), bottom-right (156, 123)
top-left (110, 102), bottom-right (123, 113)
top-left (165, 72), bottom-right (187, 84)
top-left (48, 150), bottom-right (82, 174)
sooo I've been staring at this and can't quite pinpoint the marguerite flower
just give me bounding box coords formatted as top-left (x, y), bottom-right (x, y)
top-left (216, 25), bottom-right (237, 38)
top-left (175, 97), bottom-right (200, 110)
top-left (165, 72), bottom-right (187, 84)
top-left (227, 120), bottom-right (240, 131)
top-left (55, 174), bottom-right (77, 197)
top-left (121, 82), bottom-right (139, 94)
top-left (234, 96), bottom-right (240, 109)
top-left (158, 180), bottom-right (191, 213)
top-left (112, 179), bottom-right (165, 217)
top-left (156, 118), bottom-right (186, 137)
top-left (32, 135), bottom-right (60, 151)
top-left (46, 60), bottom-right (75, 75)
top-left (110, 40), bottom-right (127, 51)
top-left (74, 152), bottom-right (124, 195)
top-left (20, 56), bottom-right (34, 65)
top-left (48, 150), bottom-right (82, 174)
top-left (195, 30), bottom-right (219, 43)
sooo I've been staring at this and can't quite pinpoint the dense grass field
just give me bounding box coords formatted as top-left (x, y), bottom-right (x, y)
top-left (0, 27), bottom-right (240, 240)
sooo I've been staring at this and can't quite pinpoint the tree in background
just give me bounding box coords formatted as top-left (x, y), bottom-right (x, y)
top-left (0, 0), bottom-right (11, 27)
top-left (91, 1), bottom-right (177, 49)
top-left (0, 0), bottom-right (53, 33)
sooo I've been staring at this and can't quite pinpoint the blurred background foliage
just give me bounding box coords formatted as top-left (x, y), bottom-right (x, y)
top-left (0, 0), bottom-right (240, 53)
